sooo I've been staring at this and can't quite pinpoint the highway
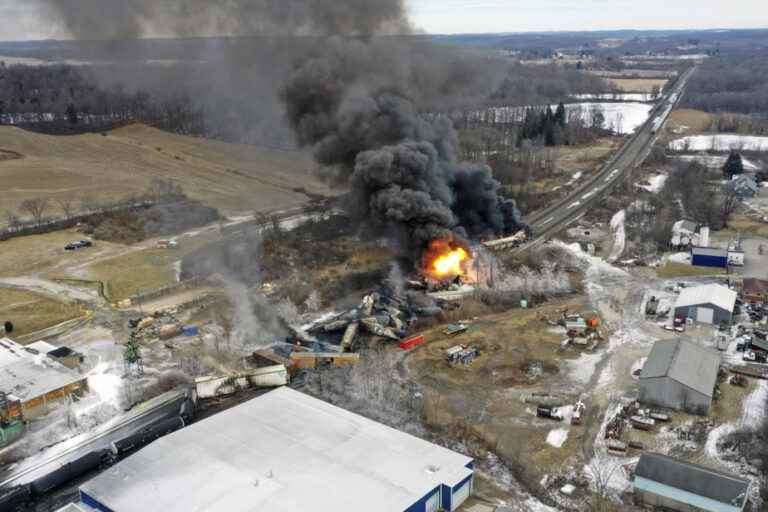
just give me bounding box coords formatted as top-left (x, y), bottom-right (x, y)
top-left (517, 66), bottom-right (697, 252)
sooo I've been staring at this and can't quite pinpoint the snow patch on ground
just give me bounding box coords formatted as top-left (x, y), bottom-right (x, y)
top-left (567, 171), bottom-right (583, 186)
top-left (667, 252), bottom-right (691, 264)
top-left (562, 102), bottom-right (654, 134)
top-left (546, 428), bottom-right (570, 448)
top-left (607, 210), bottom-right (626, 262)
top-left (572, 93), bottom-right (657, 102)
top-left (674, 154), bottom-right (763, 170)
top-left (556, 241), bottom-right (629, 279)
top-left (742, 380), bottom-right (768, 429)
top-left (670, 135), bottom-right (768, 152)
top-left (565, 351), bottom-right (603, 386)
top-left (636, 173), bottom-right (668, 193)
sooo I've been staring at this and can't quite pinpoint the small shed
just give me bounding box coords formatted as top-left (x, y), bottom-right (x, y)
top-left (633, 452), bottom-right (750, 512)
top-left (638, 339), bottom-right (721, 415)
top-left (674, 284), bottom-right (737, 325)
top-left (691, 247), bottom-right (728, 269)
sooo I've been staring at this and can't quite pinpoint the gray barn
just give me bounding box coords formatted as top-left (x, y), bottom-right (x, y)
top-left (639, 339), bottom-right (721, 415)
top-left (673, 284), bottom-right (737, 326)
top-left (633, 452), bottom-right (751, 512)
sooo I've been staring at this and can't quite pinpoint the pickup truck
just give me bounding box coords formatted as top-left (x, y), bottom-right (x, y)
top-left (64, 240), bottom-right (93, 251)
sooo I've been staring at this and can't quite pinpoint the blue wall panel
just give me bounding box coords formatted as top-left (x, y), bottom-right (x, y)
top-left (404, 485), bottom-right (442, 512)
top-left (692, 255), bottom-right (728, 268)
top-left (80, 490), bottom-right (115, 512)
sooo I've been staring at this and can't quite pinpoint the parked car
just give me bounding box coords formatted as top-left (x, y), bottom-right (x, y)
top-left (65, 240), bottom-right (93, 251)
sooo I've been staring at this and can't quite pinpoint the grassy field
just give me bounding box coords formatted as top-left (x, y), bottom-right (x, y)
top-left (0, 228), bottom-right (127, 277)
top-left (608, 78), bottom-right (668, 93)
top-left (0, 124), bottom-right (332, 220)
top-left (667, 109), bottom-right (714, 134)
top-left (719, 214), bottom-right (768, 238)
top-left (656, 262), bottom-right (727, 278)
top-left (82, 233), bottom-right (220, 301)
top-left (0, 287), bottom-right (83, 336)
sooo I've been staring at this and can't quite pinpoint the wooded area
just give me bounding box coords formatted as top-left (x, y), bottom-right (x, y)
top-left (682, 51), bottom-right (768, 115)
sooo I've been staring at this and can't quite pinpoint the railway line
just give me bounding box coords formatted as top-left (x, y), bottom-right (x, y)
top-left (513, 66), bottom-right (697, 253)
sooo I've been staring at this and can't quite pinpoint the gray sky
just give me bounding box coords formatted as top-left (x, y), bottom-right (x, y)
top-left (0, 0), bottom-right (765, 40)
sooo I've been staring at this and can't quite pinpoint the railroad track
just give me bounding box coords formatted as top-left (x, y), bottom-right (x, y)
top-left (517, 66), bottom-right (697, 253)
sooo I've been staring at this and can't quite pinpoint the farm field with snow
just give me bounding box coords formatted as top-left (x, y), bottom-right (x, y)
top-left (669, 134), bottom-right (768, 152)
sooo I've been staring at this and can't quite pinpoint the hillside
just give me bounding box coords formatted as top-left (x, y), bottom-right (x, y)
top-left (0, 124), bottom-right (332, 218)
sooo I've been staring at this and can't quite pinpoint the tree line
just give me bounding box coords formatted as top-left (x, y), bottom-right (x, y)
top-left (682, 51), bottom-right (768, 115)
top-left (0, 62), bottom-right (204, 135)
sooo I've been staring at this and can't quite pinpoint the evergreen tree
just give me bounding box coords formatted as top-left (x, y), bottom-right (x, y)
top-left (555, 102), bottom-right (567, 128)
top-left (723, 150), bottom-right (744, 179)
top-left (65, 103), bottom-right (78, 125)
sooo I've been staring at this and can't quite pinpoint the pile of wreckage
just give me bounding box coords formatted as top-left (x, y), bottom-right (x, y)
top-left (243, 284), bottom-right (467, 379)
top-left (603, 401), bottom-right (675, 455)
top-left (127, 310), bottom-right (198, 343)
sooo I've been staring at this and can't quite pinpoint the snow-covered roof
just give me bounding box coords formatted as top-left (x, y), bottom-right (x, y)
top-left (26, 340), bottom-right (58, 355)
top-left (0, 338), bottom-right (86, 403)
top-left (672, 220), bottom-right (698, 234)
top-left (641, 339), bottom-right (721, 397)
top-left (80, 387), bottom-right (473, 512)
top-left (674, 284), bottom-right (737, 313)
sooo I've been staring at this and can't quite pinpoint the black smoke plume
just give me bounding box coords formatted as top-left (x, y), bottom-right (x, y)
top-left (34, 0), bottom-right (525, 257)
top-left (281, 42), bottom-right (525, 256)
top-left (33, 0), bottom-right (409, 39)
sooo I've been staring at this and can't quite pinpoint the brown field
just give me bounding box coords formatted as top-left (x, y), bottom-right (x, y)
top-left (0, 228), bottom-right (127, 277)
top-left (0, 287), bottom-right (83, 336)
top-left (718, 214), bottom-right (768, 239)
top-left (0, 124), bottom-right (333, 219)
top-left (607, 78), bottom-right (668, 93)
top-left (408, 296), bottom-right (595, 484)
top-left (667, 109), bottom-right (714, 134)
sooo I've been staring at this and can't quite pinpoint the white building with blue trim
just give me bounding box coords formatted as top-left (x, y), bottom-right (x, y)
top-left (633, 453), bottom-right (751, 512)
top-left (75, 387), bottom-right (474, 512)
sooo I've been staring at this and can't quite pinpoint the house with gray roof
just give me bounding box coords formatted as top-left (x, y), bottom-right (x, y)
top-left (639, 339), bottom-right (721, 415)
top-left (727, 175), bottom-right (759, 199)
top-left (633, 452), bottom-right (751, 512)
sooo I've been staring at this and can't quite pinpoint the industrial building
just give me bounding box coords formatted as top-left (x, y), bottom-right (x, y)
top-left (674, 284), bottom-right (737, 325)
top-left (638, 339), bottom-right (721, 415)
top-left (691, 247), bottom-right (728, 269)
top-left (0, 338), bottom-right (88, 419)
top-left (633, 452), bottom-right (751, 512)
top-left (77, 387), bottom-right (475, 512)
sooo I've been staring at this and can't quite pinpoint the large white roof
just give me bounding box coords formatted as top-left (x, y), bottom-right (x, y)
top-left (81, 387), bottom-right (473, 512)
top-left (674, 284), bottom-right (737, 313)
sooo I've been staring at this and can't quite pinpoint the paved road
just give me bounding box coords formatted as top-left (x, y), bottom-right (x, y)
top-left (518, 66), bottom-right (697, 252)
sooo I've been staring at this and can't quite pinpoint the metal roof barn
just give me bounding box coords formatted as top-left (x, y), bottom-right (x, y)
top-left (674, 284), bottom-right (737, 325)
top-left (633, 452), bottom-right (750, 512)
top-left (78, 387), bottom-right (474, 512)
top-left (639, 339), bottom-right (721, 415)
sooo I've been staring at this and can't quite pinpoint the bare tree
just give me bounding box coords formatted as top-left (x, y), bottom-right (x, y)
top-left (4, 210), bottom-right (20, 231)
top-left (80, 196), bottom-right (106, 215)
top-left (18, 198), bottom-right (49, 226)
top-left (721, 187), bottom-right (740, 227)
top-left (585, 454), bottom-right (621, 512)
top-left (56, 197), bottom-right (76, 219)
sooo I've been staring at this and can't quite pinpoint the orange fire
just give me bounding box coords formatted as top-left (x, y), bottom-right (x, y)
top-left (422, 239), bottom-right (471, 279)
